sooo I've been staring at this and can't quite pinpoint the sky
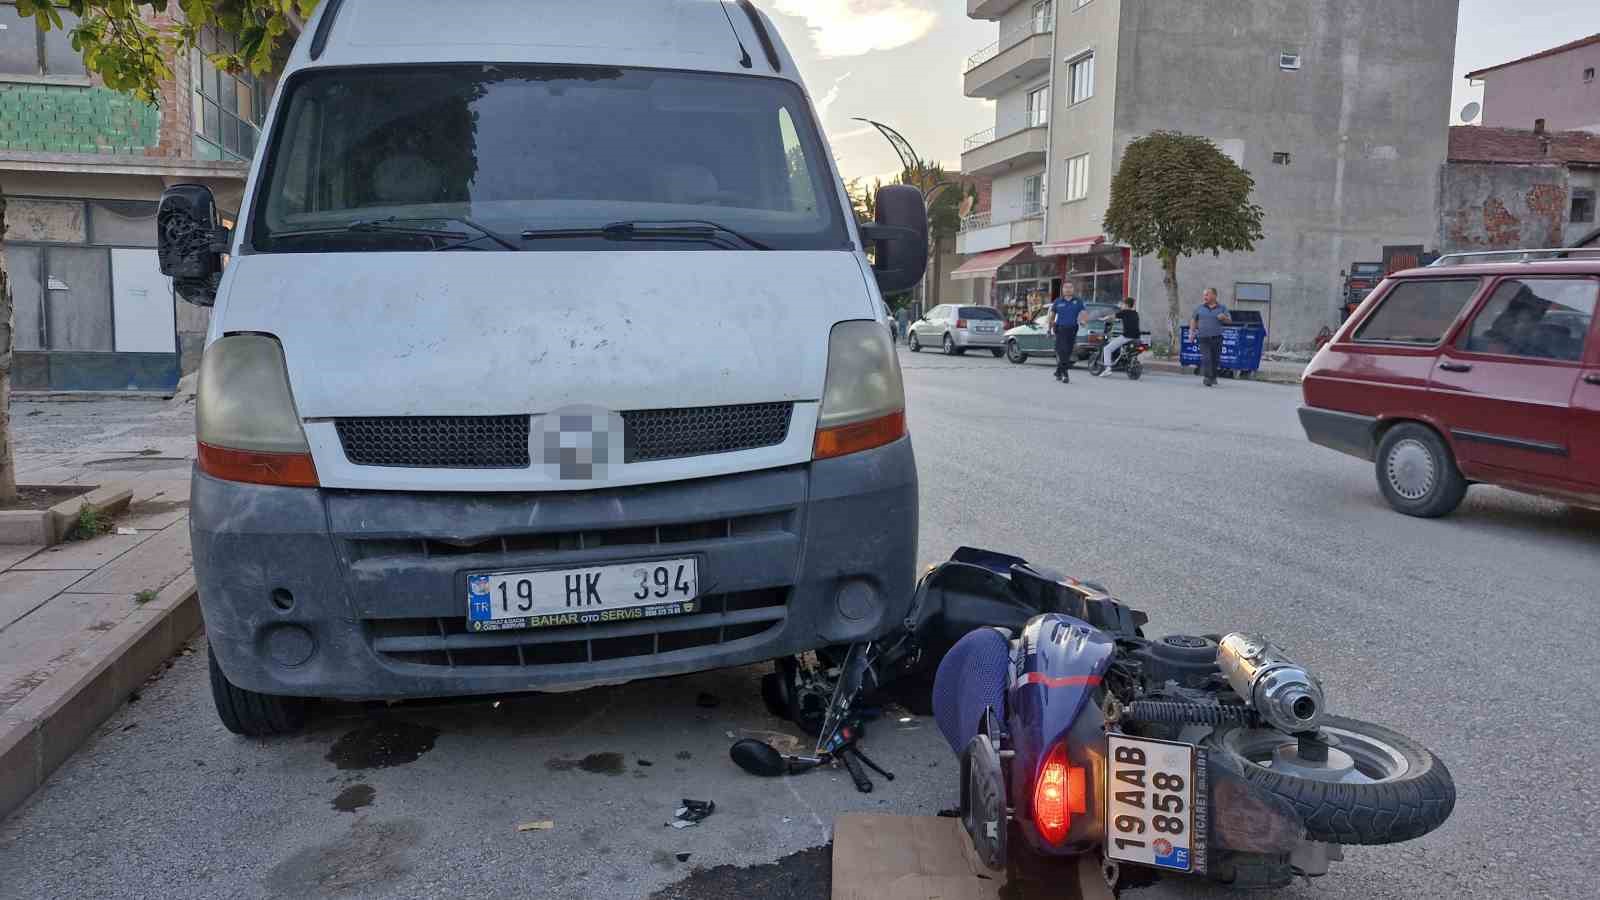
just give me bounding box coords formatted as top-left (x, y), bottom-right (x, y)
top-left (754, 0), bottom-right (1599, 184)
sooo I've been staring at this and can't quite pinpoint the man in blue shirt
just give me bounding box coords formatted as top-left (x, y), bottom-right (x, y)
top-left (1190, 287), bottom-right (1232, 387)
top-left (1047, 288), bottom-right (1088, 383)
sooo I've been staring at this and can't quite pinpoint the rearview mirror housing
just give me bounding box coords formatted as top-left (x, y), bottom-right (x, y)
top-left (860, 184), bottom-right (928, 296)
top-left (157, 183), bottom-right (227, 307)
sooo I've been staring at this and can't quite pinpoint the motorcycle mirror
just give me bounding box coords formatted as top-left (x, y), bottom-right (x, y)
top-left (730, 739), bottom-right (788, 777)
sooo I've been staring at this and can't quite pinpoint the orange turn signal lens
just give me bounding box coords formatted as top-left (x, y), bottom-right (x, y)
top-left (812, 410), bottom-right (906, 460)
top-left (1033, 742), bottom-right (1087, 845)
top-left (198, 442), bottom-right (319, 488)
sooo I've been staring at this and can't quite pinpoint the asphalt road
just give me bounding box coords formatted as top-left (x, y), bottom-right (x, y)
top-left (2, 351), bottom-right (1597, 899)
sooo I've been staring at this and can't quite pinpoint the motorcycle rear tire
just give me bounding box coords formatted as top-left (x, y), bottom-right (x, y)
top-left (1213, 715), bottom-right (1455, 845)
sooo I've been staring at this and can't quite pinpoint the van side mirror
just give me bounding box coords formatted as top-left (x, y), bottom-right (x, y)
top-left (157, 184), bottom-right (227, 307)
top-left (859, 184), bottom-right (928, 296)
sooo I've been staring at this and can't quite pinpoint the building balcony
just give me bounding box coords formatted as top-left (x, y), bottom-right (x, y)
top-left (960, 124), bottom-right (1048, 177)
top-left (964, 19), bottom-right (1053, 98)
top-left (968, 0), bottom-right (1023, 21)
top-left (955, 202), bottom-right (1044, 255)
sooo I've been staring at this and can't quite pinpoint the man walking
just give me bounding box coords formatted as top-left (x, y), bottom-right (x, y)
top-left (1098, 297), bottom-right (1141, 375)
top-left (1190, 288), bottom-right (1232, 387)
top-left (1048, 287), bottom-right (1087, 383)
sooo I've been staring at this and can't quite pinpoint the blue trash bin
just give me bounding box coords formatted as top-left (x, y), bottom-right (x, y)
top-left (1179, 311), bottom-right (1267, 378)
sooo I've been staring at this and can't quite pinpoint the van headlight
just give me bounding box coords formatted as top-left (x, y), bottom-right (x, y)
top-left (196, 334), bottom-right (319, 487)
top-left (813, 320), bottom-right (907, 460)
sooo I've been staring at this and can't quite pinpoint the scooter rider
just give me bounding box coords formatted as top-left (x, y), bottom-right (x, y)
top-left (1097, 297), bottom-right (1141, 375)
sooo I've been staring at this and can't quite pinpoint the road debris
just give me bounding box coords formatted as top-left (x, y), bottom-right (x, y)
top-left (668, 798), bottom-right (715, 829)
top-left (516, 821), bottom-right (555, 832)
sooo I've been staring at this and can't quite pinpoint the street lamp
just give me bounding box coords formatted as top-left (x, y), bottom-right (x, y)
top-left (851, 118), bottom-right (958, 311)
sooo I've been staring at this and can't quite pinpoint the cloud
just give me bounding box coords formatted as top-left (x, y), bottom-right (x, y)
top-left (814, 72), bottom-right (853, 124)
top-left (827, 124), bottom-right (878, 143)
top-left (772, 0), bottom-right (938, 58)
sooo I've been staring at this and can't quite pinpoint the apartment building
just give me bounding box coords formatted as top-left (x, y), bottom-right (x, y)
top-left (954, 0), bottom-right (1460, 345)
top-left (1, 4), bottom-right (289, 391)
top-left (1467, 32), bottom-right (1600, 134)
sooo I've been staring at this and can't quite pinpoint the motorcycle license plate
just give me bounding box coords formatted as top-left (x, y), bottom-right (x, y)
top-left (1105, 734), bottom-right (1198, 872)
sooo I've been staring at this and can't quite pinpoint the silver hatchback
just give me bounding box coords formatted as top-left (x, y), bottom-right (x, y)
top-left (908, 304), bottom-right (1007, 356)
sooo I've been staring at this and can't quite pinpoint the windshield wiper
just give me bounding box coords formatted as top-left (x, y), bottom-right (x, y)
top-left (348, 216), bottom-right (522, 251)
top-left (519, 220), bottom-right (770, 250)
top-left (270, 216), bottom-right (521, 251)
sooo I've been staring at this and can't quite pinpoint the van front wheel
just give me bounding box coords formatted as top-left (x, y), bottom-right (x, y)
top-left (1375, 424), bottom-right (1467, 518)
top-left (209, 645), bottom-right (308, 736)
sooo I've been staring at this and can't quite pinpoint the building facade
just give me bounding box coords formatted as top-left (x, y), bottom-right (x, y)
top-left (955, 0), bottom-right (1460, 346)
top-left (0, 4), bottom-right (285, 391)
top-left (1438, 126), bottom-right (1600, 253)
top-left (1467, 33), bottom-right (1600, 135)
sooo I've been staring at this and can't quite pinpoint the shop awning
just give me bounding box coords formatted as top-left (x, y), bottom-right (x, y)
top-left (1037, 234), bottom-right (1109, 257)
top-left (950, 244), bottom-right (1032, 281)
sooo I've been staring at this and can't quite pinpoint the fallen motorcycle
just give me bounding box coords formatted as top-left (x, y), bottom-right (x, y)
top-left (922, 548), bottom-right (1456, 891)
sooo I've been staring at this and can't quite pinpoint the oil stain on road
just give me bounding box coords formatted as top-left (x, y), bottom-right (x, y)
top-left (331, 783), bottom-right (376, 813)
top-left (325, 721), bottom-right (440, 770)
top-left (545, 751), bottom-right (626, 775)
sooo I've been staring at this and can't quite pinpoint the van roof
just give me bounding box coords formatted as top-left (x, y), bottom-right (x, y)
top-left (293, 0), bottom-right (798, 81)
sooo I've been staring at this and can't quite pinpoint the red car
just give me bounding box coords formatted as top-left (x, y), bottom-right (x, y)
top-left (1300, 251), bottom-right (1599, 517)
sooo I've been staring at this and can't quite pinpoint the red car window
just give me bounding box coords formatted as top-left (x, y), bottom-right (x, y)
top-left (1353, 279), bottom-right (1481, 346)
top-left (1461, 278), bottom-right (1597, 362)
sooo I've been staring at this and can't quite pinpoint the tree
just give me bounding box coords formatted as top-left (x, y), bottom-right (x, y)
top-left (0, 1), bottom-right (314, 504)
top-left (1101, 131), bottom-right (1265, 348)
top-left (892, 162), bottom-right (975, 312)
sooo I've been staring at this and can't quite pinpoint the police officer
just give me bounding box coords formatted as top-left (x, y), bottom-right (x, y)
top-left (1048, 287), bottom-right (1088, 383)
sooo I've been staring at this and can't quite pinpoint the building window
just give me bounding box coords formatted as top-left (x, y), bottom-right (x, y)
top-left (1064, 153), bottom-right (1090, 202)
top-left (1585, 67), bottom-right (1596, 83)
top-left (1272, 151), bottom-right (1292, 165)
top-left (1574, 189), bottom-right (1596, 224)
top-left (1068, 53), bottom-right (1094, 105)
top-left (1031, 1), bottom-right (1054, 33)
top-left (191, 26), bottom-right (265, 162)
top-left (1073, 0), bottom-right (1093, 9)
top-left (0, 2), bottom-right (88, 78)
top-left (1280, 50), bottom-right (1302, 70)
top-left (1025, 84), bottom-right (1050, 127)
top-left (1023, 174), bottom-right (1045, 216)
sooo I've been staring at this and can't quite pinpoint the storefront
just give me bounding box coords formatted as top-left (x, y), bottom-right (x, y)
top-left (1039, 235), bottom-right (1131, 306)
top-left (949, 243), bottom-right (1056, 325)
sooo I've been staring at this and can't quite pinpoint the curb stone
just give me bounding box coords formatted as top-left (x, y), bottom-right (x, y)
top-left (0, 572), bottom-right (199, 822)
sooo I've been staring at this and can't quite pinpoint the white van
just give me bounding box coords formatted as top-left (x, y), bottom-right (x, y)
top-left (157, 0), bottom-right (928, 735)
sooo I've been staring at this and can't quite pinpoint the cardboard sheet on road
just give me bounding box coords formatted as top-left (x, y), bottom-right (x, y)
top-left (832, 813), bottom-right (1113, 900)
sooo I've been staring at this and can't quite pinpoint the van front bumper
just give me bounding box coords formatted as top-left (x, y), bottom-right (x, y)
top-left (194, 437), bottom-right (918, 700)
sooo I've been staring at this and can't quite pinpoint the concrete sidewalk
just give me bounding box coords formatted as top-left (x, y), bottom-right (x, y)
top-left (1139, 355), bottom-right (1306, 385)
top-left (0, 445), bottom-right (198, 822)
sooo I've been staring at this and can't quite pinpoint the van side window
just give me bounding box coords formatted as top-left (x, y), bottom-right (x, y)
top-left (778, 108), bottom-right (818, 216)
top-left (1353, 279), bottom-right (1480, 345)
top-left (1461, 278), bottom-right (1597, 362)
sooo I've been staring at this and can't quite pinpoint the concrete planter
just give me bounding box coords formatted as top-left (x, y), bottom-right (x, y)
top-left (0, 484), bottom-right (135, 546)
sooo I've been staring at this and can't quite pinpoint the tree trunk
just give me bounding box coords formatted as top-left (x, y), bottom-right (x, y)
top-left (1161, 250), bottom-right (1182, 357)
top-left (0, 188), bottom-right (16, 504)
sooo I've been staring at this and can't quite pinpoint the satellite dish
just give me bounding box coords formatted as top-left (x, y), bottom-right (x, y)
top-left (1460, 101), bottom-right (1481, 124)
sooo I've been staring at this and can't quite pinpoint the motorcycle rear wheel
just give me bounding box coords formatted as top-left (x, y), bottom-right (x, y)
top-left (1213, 715), bottom-right (1455, 845)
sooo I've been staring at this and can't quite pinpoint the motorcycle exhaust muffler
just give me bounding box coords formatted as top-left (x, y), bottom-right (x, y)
top-left (1217, 633), bottom-right (1325, 733)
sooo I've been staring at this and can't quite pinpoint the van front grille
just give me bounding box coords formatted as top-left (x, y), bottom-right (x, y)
top-left (334, 403), bottom-right (794, 469)
top-left (621, 403), bottom-right (793, 462)
top-left (336, 415), bottom-right (529, 469)
top-left (366, 588), bottom-right (789, 668)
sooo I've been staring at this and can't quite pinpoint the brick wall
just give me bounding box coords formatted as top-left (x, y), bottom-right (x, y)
top-left (0, 84), bottom-right (160, 154)
top-left (1438, 161), bottom-right (1571, 252)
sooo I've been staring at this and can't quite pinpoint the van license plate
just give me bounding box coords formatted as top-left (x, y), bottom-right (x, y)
top-left (1105, 734), bottom-right (1196, 873)
top-left (466, 558), bottom-right (699, 633)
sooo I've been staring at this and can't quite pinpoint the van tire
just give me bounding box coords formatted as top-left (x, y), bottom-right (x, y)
top-left (209, 645), bottom-right (308, 736)
top-left (1375, 423), bottom-right (1467, 518)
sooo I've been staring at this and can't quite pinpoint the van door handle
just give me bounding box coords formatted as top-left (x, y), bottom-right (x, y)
top-left (1438, 362), bottom-right (1473, 373)
top-left (1586, 374), bottom-right (1600, 386)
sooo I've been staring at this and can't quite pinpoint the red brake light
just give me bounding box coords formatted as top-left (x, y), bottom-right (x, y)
top-left (956, 318), bottom-right (968, 329)
top-left (1033, 742), bottom-right (1087, 845)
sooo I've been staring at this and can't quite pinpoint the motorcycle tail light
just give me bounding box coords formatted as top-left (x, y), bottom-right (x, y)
top-left (1033, 742), bottom-right (1087, 845)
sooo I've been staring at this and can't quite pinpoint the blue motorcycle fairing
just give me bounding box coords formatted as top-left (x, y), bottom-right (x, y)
top-left (1009, 613), bottom-right (1118, 851)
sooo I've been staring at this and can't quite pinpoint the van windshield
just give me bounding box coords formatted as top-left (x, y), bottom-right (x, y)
top-left (250, 65), bottom-right (848, 253)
